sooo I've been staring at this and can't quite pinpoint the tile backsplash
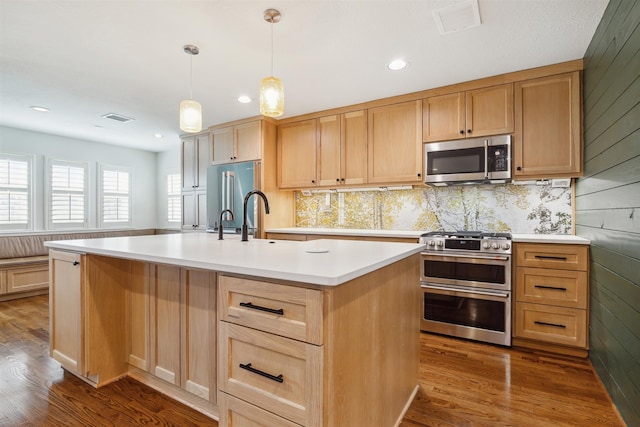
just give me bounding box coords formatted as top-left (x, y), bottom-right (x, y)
top-left (295, 183), bottom-right (572, 234)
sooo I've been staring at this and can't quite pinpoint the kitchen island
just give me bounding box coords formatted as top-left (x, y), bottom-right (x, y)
top-left (44, 233), bottom-right (422, 427)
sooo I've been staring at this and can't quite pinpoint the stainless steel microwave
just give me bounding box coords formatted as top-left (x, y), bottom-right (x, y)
top-left (423, 135), bottom-right (511, 185)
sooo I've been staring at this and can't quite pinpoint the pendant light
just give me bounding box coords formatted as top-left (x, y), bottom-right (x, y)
top-left (259, 9), bottom-right (284, 117)
top-left (180, 44), bottom-right (202, 133)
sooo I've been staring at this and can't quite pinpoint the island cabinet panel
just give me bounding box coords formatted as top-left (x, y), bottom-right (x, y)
top-left (368, 100), bottom-right (423, 184)
top-left (219, 322), bottom-right (323, 426)
top-left (50, 251), bottom-right (129, 386)
top-left (513, 71), bottom-right (582, 178)
top-left (128, 262), bottom-right (150, 371)
top-left (145, 264), bottom-right (218, 403)
top-left (181, 268), bottom-right (217, 402)
top-left (150, 264), bottom-right (182, 386)
top-left (49, 250), bottom-right (84, 376)
top-left (219, 276), bottom-right (323, 345)
top-left (513, 243), bottom-right (590, 357)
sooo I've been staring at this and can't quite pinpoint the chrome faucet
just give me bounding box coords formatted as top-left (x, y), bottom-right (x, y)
top-left (241, 190), bottom-right (270, 241)
top-left (218, 209), bottom-right (234, 240)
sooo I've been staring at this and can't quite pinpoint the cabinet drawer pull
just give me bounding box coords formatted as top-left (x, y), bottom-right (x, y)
top-left (72, 261), bottom-right (79, 266)
top-left (534, 285), bottom-right (567, 291)
top-left (239, 301), bottom-right (284, 315)
top-left (534, 320), bottom-right (566, 328)
top-left (239, 363), bottom-right (284, 383)
top-left (534, 255), bottom-right (568, 261)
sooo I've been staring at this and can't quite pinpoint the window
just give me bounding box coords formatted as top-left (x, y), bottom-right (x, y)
top-left (167, 173), bottom-right (181, 223)
top-left (0, 154), bottom-right (32, 231)
top-left (48, 159), bottom-right (88, 229)
top-left (99, 164), bottom-right (131, 227)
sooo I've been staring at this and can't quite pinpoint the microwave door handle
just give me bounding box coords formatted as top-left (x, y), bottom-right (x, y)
top-left (484, 140), bottom-right (489, 179)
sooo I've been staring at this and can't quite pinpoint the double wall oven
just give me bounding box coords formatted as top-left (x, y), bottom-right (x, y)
top-left (419, 231), bottom-right (512, 346)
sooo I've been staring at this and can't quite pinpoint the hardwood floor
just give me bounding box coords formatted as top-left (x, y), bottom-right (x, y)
top-left (0, 295), bottom-right (625, 426)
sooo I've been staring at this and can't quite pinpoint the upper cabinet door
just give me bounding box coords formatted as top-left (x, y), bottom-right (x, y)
top-left (514, 72), bottom-right (582, 178)
top-left (317, 115), bottom-right (342, 187)
top-left (181, 136), bottom-right (196, 191)
top-left (342, 110), bottom-right (368, 186)
top-left (195, 133), bottom-right (211, 188)
top-left (212, 127), bottom-right (235, 164)
top-left (465, 84), bottom-right (514, 138)
top-left (277, 119), bottom-right (318, 189)
top-left (234, 121), bottom-right (262, 162)
top-left (368, 100), bottom-right (423, 184)
top-left (422, 84), bottom-right (514, 142)
top-left (423, 92), bottom-right (465, 142)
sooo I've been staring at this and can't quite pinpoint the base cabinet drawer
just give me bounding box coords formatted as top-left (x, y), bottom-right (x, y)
top-left (219, 275), bottom-right (323, 344)
top-left (6, 263), bottom-right (49, 293)
top-left (219, 392), bottom-right (303, 427)
top-left (516, 267), bottom-right (587, 308)
top-left (219, 322), bottom-right (323, 426)
top-left (515, 302), bottom-right (587, 348)
top-left (515, 243), bottom-right (588, 271)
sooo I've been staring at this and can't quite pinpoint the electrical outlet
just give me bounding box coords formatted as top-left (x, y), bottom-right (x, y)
top-left (552, 178), bottom-right (571, 188)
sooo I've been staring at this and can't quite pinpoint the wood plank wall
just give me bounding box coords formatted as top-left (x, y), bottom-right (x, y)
top-left (576, 1), bottom-right (640, 425)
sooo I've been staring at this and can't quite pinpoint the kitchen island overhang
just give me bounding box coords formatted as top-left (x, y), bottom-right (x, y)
top-left (45, 234), bottom-right (422, 426)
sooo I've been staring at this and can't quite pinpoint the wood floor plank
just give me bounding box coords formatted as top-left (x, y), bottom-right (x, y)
top-left (0, 295), bottom-right (627, 426)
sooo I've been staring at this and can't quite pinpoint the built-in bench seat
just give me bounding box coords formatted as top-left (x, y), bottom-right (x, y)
top-left (0, 229), bottom-right (176, 301)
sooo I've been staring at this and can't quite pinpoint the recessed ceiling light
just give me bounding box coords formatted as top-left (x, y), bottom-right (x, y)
top-left (238, 95), bottom-right (252, 104)
top-left (30, 106), bottom-right (50, 112)
top-left (154, 133), bottom-right (164, 139)
top-left (387, 59), bottom-right (408, 71)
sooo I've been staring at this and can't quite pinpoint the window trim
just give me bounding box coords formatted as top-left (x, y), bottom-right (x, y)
top-left (98, 163), bottom-right (132, 228)
top-left (0, 153), bottom-right (34, 232)
top-left (46, 158), bottom-right (89, 230)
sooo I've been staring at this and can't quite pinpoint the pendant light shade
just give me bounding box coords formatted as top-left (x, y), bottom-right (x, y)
top-left (180, 44), bottom-right (202, 133)
top-left (259, 9), bottom-right (284, 117)
top-left (179, 99), bottom-right (202, 133)
top-left (259, 76), bottom-right (284, 118)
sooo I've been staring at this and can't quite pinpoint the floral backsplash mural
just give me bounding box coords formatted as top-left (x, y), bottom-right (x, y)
top-left (295, 183), bottom-right (572, 234)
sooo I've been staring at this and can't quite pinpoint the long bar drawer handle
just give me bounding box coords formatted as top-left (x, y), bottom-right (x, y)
top-left (534, 320), bottom-right (566, 328)
top-left (239, 302), bottom-right (284, 316)
top-left (534, 285), bottom-right (567, 291)
top-left (239, 363), bottom-right (284, 383)
top-left (534, 255), bottom-right (568, 261)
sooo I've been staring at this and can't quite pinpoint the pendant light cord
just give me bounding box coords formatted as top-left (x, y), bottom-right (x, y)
top-left (189, 53), bottom-right (194, 100)
top-left (270, 20), bottom-right (274, 77)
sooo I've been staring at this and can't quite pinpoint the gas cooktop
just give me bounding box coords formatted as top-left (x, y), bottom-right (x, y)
top-left (419, 231), bottom-right (512, 254)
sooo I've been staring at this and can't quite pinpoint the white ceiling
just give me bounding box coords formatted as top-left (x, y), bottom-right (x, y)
top-left (0, 0), bottom-right (609, 153)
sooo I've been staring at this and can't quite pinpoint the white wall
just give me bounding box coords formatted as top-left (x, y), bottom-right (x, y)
top-left (156, 146), bottom-right (181, 230)
top-left (0, 125), bottom-right (160, 231)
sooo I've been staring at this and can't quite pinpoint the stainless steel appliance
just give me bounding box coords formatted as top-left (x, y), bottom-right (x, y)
top-left (423, 135), bottom-right (511, 185)
top-left (419, 231), bottom-right (512, 346)
top-left (206, 161), bottom-right (259, 235)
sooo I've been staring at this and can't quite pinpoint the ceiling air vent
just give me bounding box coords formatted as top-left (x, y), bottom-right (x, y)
top-left (432, 0), bottom-right (481, 35)
top-left (101, 113), bottom-right (135, 123)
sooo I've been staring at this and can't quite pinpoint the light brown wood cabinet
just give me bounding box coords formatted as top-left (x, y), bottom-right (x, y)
top-left (277, 119), bottom-right (318, 189)
top-left (514, 71), bottom-right (582, 178)
top-left (147, 264), bottom-right (217, 402)
top-left (181, 189), bottom-right (207, 231)
top-left (513, 242), bottom-right (590, 357)
top-left (0, 261), bottom-right (49, 301)
top-left (318, 110), bottom-right (368, 187)
top-left (423, 84), bottom-right (514, 142)
top-left (368, 100), bottom-right (423, 184)
top-left (212, 121), bottom-right (262, 164)
top-left (49, 251), bottom-right (128, 385)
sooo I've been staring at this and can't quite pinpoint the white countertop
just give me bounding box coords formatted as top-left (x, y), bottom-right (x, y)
top-left (44, 233), bottom-right (424, 286)
top-left (266, 228), bottom-right (590, 244)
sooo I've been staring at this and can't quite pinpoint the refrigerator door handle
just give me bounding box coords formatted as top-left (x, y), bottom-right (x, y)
top-left (221, 171), bottom-right (235, 221)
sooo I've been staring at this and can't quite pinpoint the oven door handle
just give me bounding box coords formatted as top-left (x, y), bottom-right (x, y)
top-left (421, 253), bottom-right (510, 261)
top-left (421, 284), bottom-right (510, 298)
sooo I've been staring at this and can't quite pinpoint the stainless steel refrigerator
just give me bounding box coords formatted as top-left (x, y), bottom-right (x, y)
top-left (206, 161), bottom-right (257, 234)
